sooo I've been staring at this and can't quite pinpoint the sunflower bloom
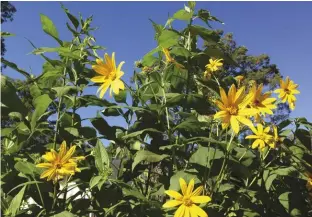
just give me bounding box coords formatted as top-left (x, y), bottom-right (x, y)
top-left (205, 58), bottom-right (223, 72)
top-left (162, 48), bottom-right (184, 69)
top-left (249, 83), bottom-right (277, 122)
top-left (36, 141), bottom-right (84, 183)
top-left (274, 76), bottom-right (300, 110)
top-left (163, 178), bottom-right (211, 217)
top-left (246, 124), bottom-right (274, 150)
top-left (269, 126), bottom-right (282, 147)
top-left (214, 84), bottom-right (258, 134)
top-left (91, 52), bottom-right (125, 98)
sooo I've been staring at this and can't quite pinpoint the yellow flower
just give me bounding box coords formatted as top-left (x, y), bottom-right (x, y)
top-left (205, 58), bottom-right (223, 73)
top-left (91, 52), bottom-right (125, 98)
top-left (214, 84), bottom-right (258, 134)
top-left (249, 83), bottom-right (277, 120)
top-left (235, 75), bottom-right (244, 86)
top-left (274, 76), bottom-right (300, 110)
top-left (162, 48), bottom-right (184, 69)
top-left (246, 124), bottom-right (274, 150)
top-left (163, 178), bottom-right (211, 217)
top-left (268, 126), bottom-right (282, 147)
top-left (36, 141), bottom-right (84, 183)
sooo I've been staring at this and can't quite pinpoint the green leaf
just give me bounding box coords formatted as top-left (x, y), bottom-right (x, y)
top-left (189, 146), bottom-right (224, 167)
top-left (90, 116), bottom-right (116, 140)
top-left (158, 30), bottom-right (180, 48)
top-left (295, 129), bottom-right (311, 150)
top-left (122, 128), bottom-right (162, 140)
top-left (114, 89), bottom-right (127, 103)
top-left (14, 161), bottom-right (37, 176)
top-left (1, 31), bottom-right (15, 37)
top-left (53, 211), bottom-right (76, 217)
top-left (142, 46), bottom-right (161, 67)
top-left (31, 94), bottom-right (52, 131)
top-left (40, 14), bottom-right (62, 45)
top-left (1, 58), bottom-right (31, 79)
top-left (279, 192), bottom-right (290, 213)
top-left (102, 107), bottom-right (122, 117)
top-left (89, 175), bottom-right (103, 189)
top-left (94, 140), bottom-right (110, 172)
top-left (265, 173), bottom-right (277, 192)
top-left (61, 4), bottom-right (79, 29)
top-left (52, 86), bottom-right (79, 98)
top-left (132, 150), bottom-right (169, 170)
top-left (1, 75), bottom-right (27, 116)
top-left (32, 47), bottom-right (81, 59)
top-left (8, 186), bottom-right (26, 216)
top-left (188, 1), bottom-right (196, 10)
top-left (77, 95), bottom-right (114, 107)
top-left (174, 119), bottom-right (206, 132)
top-left (173, 9), bottom-right (193, 21)
top-left (189, 25), bottom-right (220, 44)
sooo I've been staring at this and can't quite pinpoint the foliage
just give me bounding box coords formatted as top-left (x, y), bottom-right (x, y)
top-left (1, 2), bottom-right (312, 217)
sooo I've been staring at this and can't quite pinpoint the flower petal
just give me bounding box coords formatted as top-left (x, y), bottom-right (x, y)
top-left (191, 186), bottom-right (203, 197)
top-left (186, 179), bottom-right (195, 196)
top-left (163, 200), bottom-right (183, 208)
top-left (179, 178), bottom-right (187, 196)
top-left (91, 76), bottom-right (106, 83)
top-left (190, 204), bottom-right (208, 217)
top-left (58, 141), bottom-right (67, 160)
top-left (40, 168), bottom-right (55, 179)
top-left (42, 150), bottom-right (57, 162)
top-left (36, 163), bottom-right (53, 168)
top-left (98, 81), bottom-right (111, 98)
top-left (174, 204), bottom-right (186, 217)
top-left (230, 116), bottom-right (240, 134)
top-left (61, 145), bottom-right (76, 163)
top-left (191, 196), bottom-right (212, 204)
top-left (165, 190), bottom-right (183, 200)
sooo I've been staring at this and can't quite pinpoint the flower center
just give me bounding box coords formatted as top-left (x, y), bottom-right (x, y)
top-left (227, 106), bottom-right (238, 115)
top-left (55, 163), bottom-right (62, 169)
top-left (108, 71), bottom-right (117, 80)
top-left (284, 88), bottom-right (291, 94)
top-left (183, 198), bottom-right (193, 207)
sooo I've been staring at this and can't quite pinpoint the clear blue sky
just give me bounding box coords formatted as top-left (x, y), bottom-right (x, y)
top-left (2, 1), bottom-right (312, 127)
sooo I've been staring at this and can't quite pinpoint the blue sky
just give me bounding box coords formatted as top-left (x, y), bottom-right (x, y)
top-left (2, 1), bottom-right (312, 128)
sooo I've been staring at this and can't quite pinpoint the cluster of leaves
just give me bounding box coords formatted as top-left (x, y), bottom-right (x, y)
top-left (1, 2), bottom-right (312, 217)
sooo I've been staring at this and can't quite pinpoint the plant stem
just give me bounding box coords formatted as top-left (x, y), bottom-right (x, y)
top-left (214, 131), bottom-right (235, 195)
top-left (51, 184), bottom-right (57, 211)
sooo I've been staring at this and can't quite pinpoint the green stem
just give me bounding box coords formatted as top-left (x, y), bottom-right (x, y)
top-left (51, 184), bottom-right (57, 211)
top-left (214, 132), bottom-right (235, 195)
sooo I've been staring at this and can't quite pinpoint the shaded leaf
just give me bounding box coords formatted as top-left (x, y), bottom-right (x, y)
top-left (132, 150), bottom-right (169, 170)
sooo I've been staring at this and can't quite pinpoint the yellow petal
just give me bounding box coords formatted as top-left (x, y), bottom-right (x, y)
top-left (230, 116), bottom-right (240, 134)
top-left (214, 111), bottom-right (228, 119)
top-left (42, 150), bottom-right (57, 162)
top-left (61, 145), bottom-right (76, 163)
top-left (184, 206), bottom-right (190, 217)
top-left (104, 53), bottom-right (114, 71)
top-left (191, 196), bottom-right (211, 204)
top-left (179, 178), bottom-right (187, 195)
top-left (165, 190), bottom-right (183, 200)
top-left (190, 204), bottom-right (208, 217)
top-left (163, 200), bottom-right (183, 208)
top-left (92, 65), bottom-right (110, 76)
top-left (58, 141), bottom-right (67, 160)
top-left (251, 139), bottom-right (261, 149)
top-left (236, 116), bottom-right (253, 127)
top-left (111, 79), bottom-right (125, 95)
top-left (117, 62), bottom-right (125, 74)
top-left (245, 135), bottom-right (259, 139)
top-left (228, 84), bottom-right (237, 105)
top-left (91, 76), bottom-right (106, 83)
top-left (36, 163), bottom-right (53, 168)
top-left (174, 204), bottom-right (186, 217)
top-left (40, 168), bottom-right (55, 179)
top-left (186, 179), bottom-right (195, 196)
top-left (220, 88), bottom-right (228, 106)
top-left (191, 186), bottom-right (203, 197)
